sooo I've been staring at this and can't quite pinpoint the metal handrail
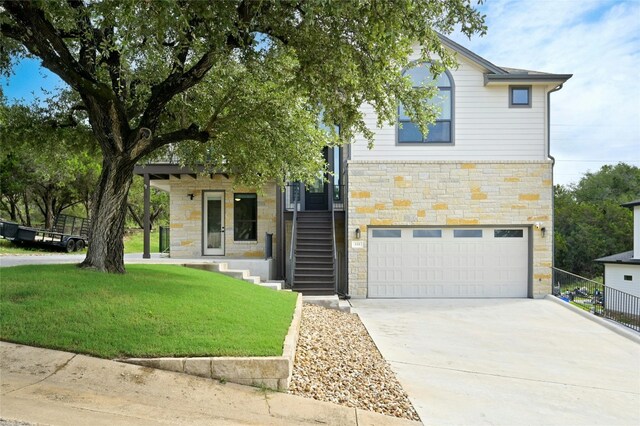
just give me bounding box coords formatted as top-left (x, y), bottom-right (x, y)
top-left (288, 197), bottom-right (299, 288)
top-left (331, 196), bottom-right (338, 294)
top-left (552, 266), bottom-right (640, 332)
top-left (553, 267), bottom-right (602, 286)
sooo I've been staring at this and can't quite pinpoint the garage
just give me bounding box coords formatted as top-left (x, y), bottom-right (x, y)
top-left (368, 227), bottom-right (530, 298)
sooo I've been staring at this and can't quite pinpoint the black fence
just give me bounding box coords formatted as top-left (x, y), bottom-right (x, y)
top-left (553, 267), bottom-right (640, 332)
top-left (159, 226), bottom-right (170, 254)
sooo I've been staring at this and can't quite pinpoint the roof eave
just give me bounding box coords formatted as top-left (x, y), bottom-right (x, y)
top-left (437, 34), bottom-right (507, 75)
top-left (484, 74), bottom-right (573, 86)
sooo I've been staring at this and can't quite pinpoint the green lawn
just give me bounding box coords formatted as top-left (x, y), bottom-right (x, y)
top-left (0, 264), bottom-right (298, 358)
top-left (123, 229), bottom-right (161, 253)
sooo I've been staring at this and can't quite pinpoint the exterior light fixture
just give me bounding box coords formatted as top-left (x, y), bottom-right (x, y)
top-left (355, 228), bottom-right (361, 239)
top-left (187, 193), bottom-right (195, 200)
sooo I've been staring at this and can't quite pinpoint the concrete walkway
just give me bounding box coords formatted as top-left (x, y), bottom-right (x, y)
top-left (351, 298), bottom-right (640, 426)
top-left (0, 342), bottom-right (418, 425)
top-left (0, 253), bottom-right (188, 268)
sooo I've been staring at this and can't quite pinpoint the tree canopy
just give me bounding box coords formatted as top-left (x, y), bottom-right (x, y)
top-left (554, 163), bottom-right (639, 278)
top-left (1, 0), bottom-right (486, 272)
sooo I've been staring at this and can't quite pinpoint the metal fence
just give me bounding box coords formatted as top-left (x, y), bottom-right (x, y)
top-left (553, 267), bottom-right (640, 332)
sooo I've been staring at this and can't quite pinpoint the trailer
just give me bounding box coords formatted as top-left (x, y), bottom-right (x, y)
top-left (0, 214), bottom-right (90, 252)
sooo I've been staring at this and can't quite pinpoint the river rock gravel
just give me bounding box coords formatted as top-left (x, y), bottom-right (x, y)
top-left (288, 304), bottom-right (420, 421)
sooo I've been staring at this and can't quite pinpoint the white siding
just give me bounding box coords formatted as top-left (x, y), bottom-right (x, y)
top-left (351, 54), bottom-right (550, 161)
top-left (605, 264), bottom-right (640, 298)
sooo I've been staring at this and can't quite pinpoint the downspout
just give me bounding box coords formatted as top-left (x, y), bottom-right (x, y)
top-left (547, 84), bottom-right (563, 278)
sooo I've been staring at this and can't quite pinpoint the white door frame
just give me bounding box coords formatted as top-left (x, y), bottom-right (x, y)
top-left (202, 191), bottom-right (225, 255)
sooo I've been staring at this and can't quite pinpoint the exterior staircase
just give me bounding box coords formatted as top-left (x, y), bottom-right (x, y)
top-left (184, 262), bottom-right (284, 291)
top-left (292, 211), bottom-right (336, 295)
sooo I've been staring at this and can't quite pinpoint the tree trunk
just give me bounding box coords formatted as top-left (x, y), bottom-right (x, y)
top-left (79, 156), bottom-right (135, 273)
top-left (22, 191), bottom-right (31, 227)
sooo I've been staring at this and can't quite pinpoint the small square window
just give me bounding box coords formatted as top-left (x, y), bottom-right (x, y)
top-left (624, 275), bottom-right (633, 281)
top-left (509, 86), bottom-right (531, 108)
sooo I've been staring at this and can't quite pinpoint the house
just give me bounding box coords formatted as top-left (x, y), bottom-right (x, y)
top-left (595, 200), bottom-right (640, 310)
top-left (134, 35), bottom-right (572, 299)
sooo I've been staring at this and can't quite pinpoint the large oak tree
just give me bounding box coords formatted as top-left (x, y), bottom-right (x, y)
top-left (0, 0), bottom-right (485, 272)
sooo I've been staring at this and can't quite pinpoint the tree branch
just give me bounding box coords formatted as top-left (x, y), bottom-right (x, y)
top-left (135, 124), bottom-right (210, 160)
top-left (1, 2), bottom-right (113, 101)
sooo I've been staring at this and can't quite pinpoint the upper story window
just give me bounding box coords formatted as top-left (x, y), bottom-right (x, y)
top-left (509, 85), bottom-right (531, 108)
top-left (398, 63), bottom-right (453, 144)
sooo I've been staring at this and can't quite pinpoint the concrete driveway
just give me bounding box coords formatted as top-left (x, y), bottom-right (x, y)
top-left (351, 298), bottom-right (640, 426)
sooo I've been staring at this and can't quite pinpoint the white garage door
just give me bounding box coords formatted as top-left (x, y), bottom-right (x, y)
top-left (368, 227), bottom-right (529, 298)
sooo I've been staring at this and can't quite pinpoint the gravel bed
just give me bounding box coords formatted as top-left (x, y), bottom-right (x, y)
top-left (289, 304), bottom-right (420, 421)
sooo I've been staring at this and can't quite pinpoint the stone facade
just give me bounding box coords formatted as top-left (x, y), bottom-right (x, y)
top-left (347, 160), bottom-right (553, 298)
top-left (169, 175), bottom-right (277, 259)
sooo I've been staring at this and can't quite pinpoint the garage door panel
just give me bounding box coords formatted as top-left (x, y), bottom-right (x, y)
top-left (368, 227), bottom-right (528, 298)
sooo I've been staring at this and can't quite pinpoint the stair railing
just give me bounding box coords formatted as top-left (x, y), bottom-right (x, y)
top-left (331, 195), bottom-right (338, 294)
top-left (287, 184), bottom-right (300, 288)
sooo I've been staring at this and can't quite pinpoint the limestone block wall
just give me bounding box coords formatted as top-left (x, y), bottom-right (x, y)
top-left (347, 160), bottom-right (553, 298)
top-left (169, 175), bottom-right (277, 259)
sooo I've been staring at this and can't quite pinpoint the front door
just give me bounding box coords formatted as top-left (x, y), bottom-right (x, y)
top-left (203, 191), bottom-right (224, 255)
top-left (305, 148), bottom-right (329, 210)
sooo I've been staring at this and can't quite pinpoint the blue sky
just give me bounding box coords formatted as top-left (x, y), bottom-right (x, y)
top-left (2, 0), bottom-right (638, 186)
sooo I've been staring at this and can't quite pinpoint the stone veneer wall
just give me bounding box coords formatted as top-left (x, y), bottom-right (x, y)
top-left (169, 175), bottom-right (277, 259)
top-left (347, 161), bottom-right (553, 298)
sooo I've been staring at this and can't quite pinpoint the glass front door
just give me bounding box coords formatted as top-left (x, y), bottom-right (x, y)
top-left (304, 147), bottom-right (329, 210)
top-left (203, 192), bottom-right (224, 255)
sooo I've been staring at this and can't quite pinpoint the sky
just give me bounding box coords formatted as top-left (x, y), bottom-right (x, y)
top-left (2, 0), bottom-right (639, 187)
top-left (448, 0), bottom-right (640, 185)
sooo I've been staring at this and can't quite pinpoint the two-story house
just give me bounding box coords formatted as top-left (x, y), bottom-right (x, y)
top-left (134, 34), bottom-right (571, 299)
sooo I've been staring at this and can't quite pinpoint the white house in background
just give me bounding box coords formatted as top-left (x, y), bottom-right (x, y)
top-left (595, 200), bottom-right (640, 310)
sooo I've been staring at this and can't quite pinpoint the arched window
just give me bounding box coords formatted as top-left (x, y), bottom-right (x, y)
top-left (398, 63), bottom-right (453, 144)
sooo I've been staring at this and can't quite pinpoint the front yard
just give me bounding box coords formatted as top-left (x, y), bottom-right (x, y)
top-left (0, 264), bottom-right (297, 358)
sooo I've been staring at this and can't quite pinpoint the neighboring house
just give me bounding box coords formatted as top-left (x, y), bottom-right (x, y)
top-left (595, 200), bottom-right (640, 309)
top-left (134, 34), bottom-right (571, 298)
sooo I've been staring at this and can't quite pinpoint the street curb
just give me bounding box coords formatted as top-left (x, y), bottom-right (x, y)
top-left (121, 292), bottom-right (303, 390)
top-left (545, 294), bottom-right (640, 344)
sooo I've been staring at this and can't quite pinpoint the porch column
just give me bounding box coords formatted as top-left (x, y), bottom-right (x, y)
top-left (143, 173), bottom-right (151, 259)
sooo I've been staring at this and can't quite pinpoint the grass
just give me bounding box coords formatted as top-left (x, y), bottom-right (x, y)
top-left (0, 264), bottom-right (298, 359)
top-left (123, 228), bottom-right (161, 254)
top-left (0, 228), bottom-right (159, 255)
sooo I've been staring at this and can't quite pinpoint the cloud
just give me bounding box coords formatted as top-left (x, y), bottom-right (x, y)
top-left (449, 0), bottom-right (640, 185)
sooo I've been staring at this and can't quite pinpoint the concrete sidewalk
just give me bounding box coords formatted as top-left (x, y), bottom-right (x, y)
top-left (0, 342), bottom-right (419, 425)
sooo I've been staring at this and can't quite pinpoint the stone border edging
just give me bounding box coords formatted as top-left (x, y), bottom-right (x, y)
top-left (545, 294), bottom-right (640, 344)
top-left (120, 292), bottom-right (303, 390)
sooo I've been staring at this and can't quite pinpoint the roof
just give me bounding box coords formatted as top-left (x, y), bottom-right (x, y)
top-left (621, 199), bottom-right (640, 208)
top-left (595, 251), bottom-right (640, 265)
top-left (438, 34), bottom-right (572, 86)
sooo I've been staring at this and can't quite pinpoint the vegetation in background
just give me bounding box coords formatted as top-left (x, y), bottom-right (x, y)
top-left (555, 163), bottom-right (639, 278)
top-left (0, 264), bottom-right (298, 358)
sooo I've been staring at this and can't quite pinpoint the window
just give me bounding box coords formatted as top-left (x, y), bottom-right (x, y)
top-left (398, 63), bottom-right (453, 144)
top-left (624, 275), bottom-right (633, 281)
top-left (494, 229), bottom-right (524, 238)
top-left (509, 86), bottom-right (531, 108)
top-left (372, 229), bottom-right (401, 238)
top-left (413, 229), bottom-right (442, 238)
top-left (234, 193), bottom-right (257, 241)
top-left (454, 229), bottom-right (482, 238)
